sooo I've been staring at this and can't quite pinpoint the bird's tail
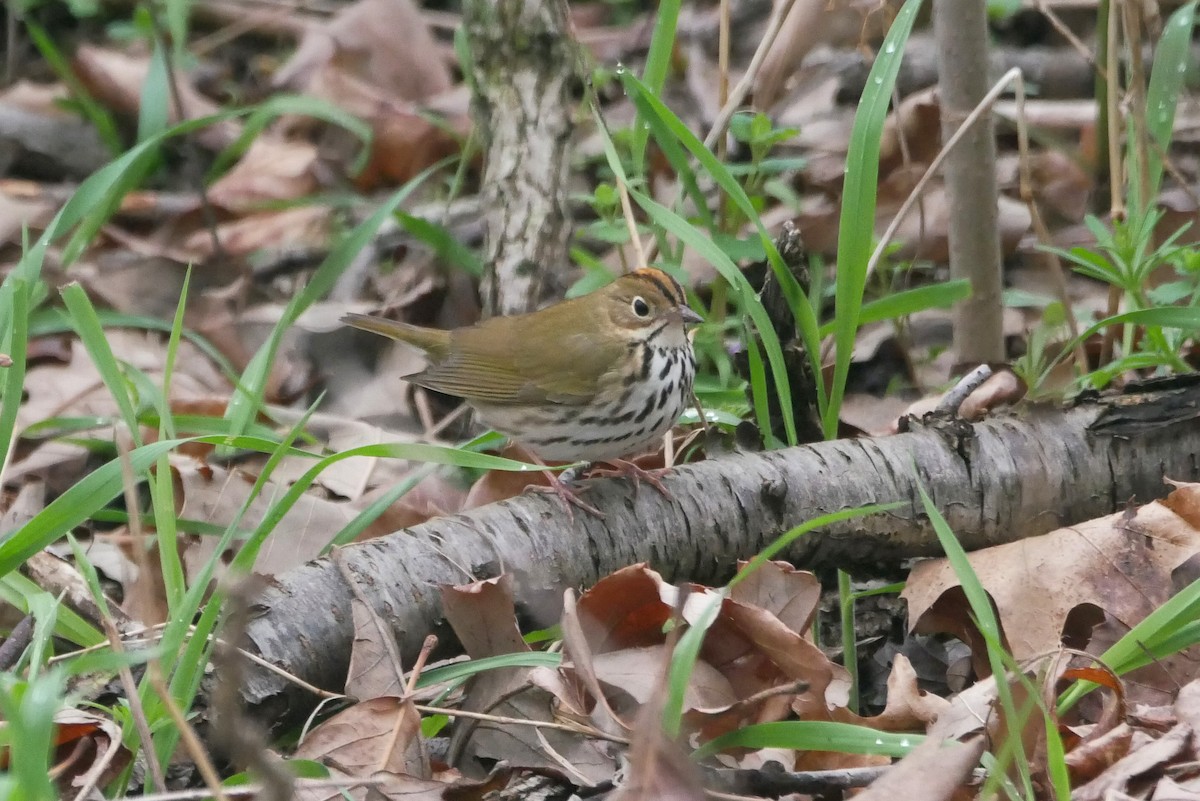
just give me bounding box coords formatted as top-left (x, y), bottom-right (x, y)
top-left (341, 313), bottom-right (451, 357)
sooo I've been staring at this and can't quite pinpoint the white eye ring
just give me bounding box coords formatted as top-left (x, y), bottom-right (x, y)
top-left (631, 296), bottom-right (650, 317)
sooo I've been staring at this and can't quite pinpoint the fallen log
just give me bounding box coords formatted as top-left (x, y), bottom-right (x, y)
top-left (239, 378), bottom-right (1200, 728)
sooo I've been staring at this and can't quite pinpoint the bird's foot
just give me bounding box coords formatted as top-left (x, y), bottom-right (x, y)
top-left (526, 468), bottom-right (605, 520)
top-left (587, 459), bottom-right (671, 500)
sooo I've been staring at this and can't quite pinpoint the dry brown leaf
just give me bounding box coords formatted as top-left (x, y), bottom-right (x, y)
top-left (294, 696), bottom-right (428, 779)
top-left (874, 168), bottom-right (1032, 262)
top-left (1067, 723), bottom-right (1134, 786)
top-left (592, 644), bottom-right (737, 715)
top-left (440, 575), bottom-right (528, 659)
top-left (350, 474), bottom-right (467, 538)
top-left (956, 369), bottom-right (1027, 420)
top-left (879, 88), bottom-right (943, 177)
top-left (2, 440), bottom-right (90, 497)
top-left (71, 46), bottom-right (239, 151)
top-left (0, 187), bottom-right (54, 244)
top-left (608, 718), bottom-right (706, 801)
top-left (755, 0), bottom-right (901, 110)
top-left (998, 149), bottom-right (1094, 225)
top-left (272, 0), bottom-right (451, 104)
top-left (345, 592), bottom-right (406, 701)
top-left (560, 589), bottom-right (631, 734)
top-left (207, 138), bottom-right (321, 212)
top-left (441, 576), bottom-right (615, 784)
top-left (904, 482), bottom-right (1200, 672)
top-left (709, 595), bottom-right (839, 719)
top-left (354, 105), bottom-right (468, 190)
top-left (926, 675), bottom-right (1000, 741)
top-left (267, 412), bottom-right (424, 502)
top-left (1072, 723), bottom-right (1190, 801)
top-left (574, 564), bottom-right (676, 651)
top-left (850, 735), bottom-right (985, 801)
top-left (45, 708), bottom-right (130, 797)
top-left (181, 206), bottom-right (332, 259)
top-left (269, 0), bottom-right (464, 187)
top-left (844, 654), bottom-right (951, 731)
top-left (0, 79), bottom-right (72, 115)
top-left (728, 560), bottom-right (821, 636)
top-left (173, 456), bottom-right (356, 580)
top-left (17, 330), bottom-right (228, 433)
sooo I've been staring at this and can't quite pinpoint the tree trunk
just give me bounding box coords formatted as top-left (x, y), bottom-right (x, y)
top-left (464, 0), bottom-right (578, 316)
top-left (237, 380), bottom-right (1200, 730)
top-left (933, 0), bottom-right (1005, 365)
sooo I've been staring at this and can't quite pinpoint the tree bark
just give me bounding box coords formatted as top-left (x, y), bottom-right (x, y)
top-left (464, 0), bottom-right (578, 316)
top-left (933, 0), bottom-right (1006, 364)
top-left (238, 380), bottom-right (1200, 729)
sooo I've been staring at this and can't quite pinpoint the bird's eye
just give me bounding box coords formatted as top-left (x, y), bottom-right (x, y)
top-left (631, 297), bottom-right (651, 317)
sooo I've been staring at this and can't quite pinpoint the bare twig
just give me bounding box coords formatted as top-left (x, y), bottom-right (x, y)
top-left (111, 776), bottom-right (391, 801)
top-left (100, 618), bottom-right (168, 794)
top-left (412, 703), bottom-right (630, 744)
top-left (211, 578), bottom-right (294, 801)
top-left (936, 364), bottom-right (994, 414)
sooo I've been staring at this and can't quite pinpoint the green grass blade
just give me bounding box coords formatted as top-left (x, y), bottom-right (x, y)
top-left (619, 76), bottom-right (825, 431)
top-left (31, 307), bottom-right (239, 382)
top-left (631, 188), bottom-right (798, 445)
top-left (917, 480), bottom-right (1034, 797)
top-left (0, 573), bottom-right (102, 648)
top-left (839, 569), bottom-right (859, 712)
top-left (825, 279), bottom-right (972, 336)
top-left (0, 434), bottom-right (315, 579)
top-left (0, 439), bottom-right (177, 578)
top-left (826, 0), bottom-right (924, 439)
top-left (1037, 306), bottom-right (1200, 387)
top-left (11, 109), bottom-right (247, 285)
top-left (743, 330), bottom-right (774, 446)
top-left (152, 267), bottom-right (193, 609)
top-left (618, 73), bottom-right (826, 429)
top-left (1144, 1), bottom-right (1198, 205)
top-left (24, 21), bottom-right (121, 154)
top-left (620, 99), bottom-right (714, 232)
top-left (1061, 576), bottom-right (1200, 710)
top-left (138, 40), bottom-right (171, 142)
top-left (416, 651), bottom-right (564, 688)
top-left (322, 467), bottom-right (430, 552)
top-left (223, 160), bottom-right (445, 439)
top-left (663, 590), bottom-right (724, 737)
top-left (396, 212), bottom-right (484, 277)
top-left (211, 94), bottom-right (374, 178)
top-left (729, 503), bottom-right (902, 587)
top-left (693, 721), bottom-right (921, 760)
top-left (0, 280), bottom-right (31, 484)
top-left (60, 283), bottom-right (143, 442)
top-left (630, 0), bottom-right (682, 173)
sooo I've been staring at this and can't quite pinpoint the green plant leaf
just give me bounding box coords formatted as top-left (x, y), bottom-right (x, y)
top-left (822, 279), bottom-right (971, 336)
top-left (826, 0), bottom-right (924, 439)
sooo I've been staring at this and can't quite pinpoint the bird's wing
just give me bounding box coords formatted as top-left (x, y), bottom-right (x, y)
top-left (411, 314), bottom-right (614, 405)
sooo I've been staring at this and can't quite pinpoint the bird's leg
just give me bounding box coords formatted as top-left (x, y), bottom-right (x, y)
top-left (522, 459), bottom-right (605, 519)
top-left (586, 459), bottom-right (671, 499)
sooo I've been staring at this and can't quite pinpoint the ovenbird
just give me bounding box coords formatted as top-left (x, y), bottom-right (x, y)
top-left (342, 269), bottom-right (702, 468)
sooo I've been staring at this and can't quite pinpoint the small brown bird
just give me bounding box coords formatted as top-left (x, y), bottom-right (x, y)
top-left (343, 268), bottom-right (702, 507)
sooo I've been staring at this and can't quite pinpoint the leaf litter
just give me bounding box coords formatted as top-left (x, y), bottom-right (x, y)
top-left (3, 0), bottom-right (1200, 797)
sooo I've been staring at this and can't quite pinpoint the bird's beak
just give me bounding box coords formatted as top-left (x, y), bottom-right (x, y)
top-left (677, 305), bottom-right (704, 325)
